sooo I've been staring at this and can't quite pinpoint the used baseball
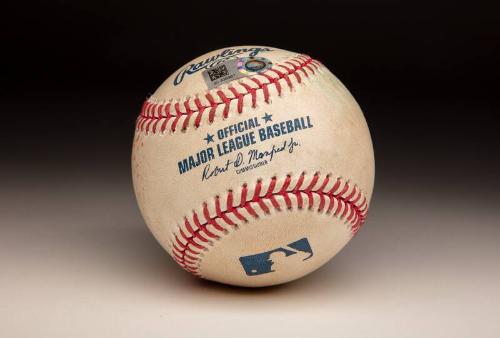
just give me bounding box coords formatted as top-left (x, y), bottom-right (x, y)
top-left (132, 46), bottom-right (374, 287)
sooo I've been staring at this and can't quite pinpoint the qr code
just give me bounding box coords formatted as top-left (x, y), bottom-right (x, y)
top-left (207, 65), bottom-right (229, 81)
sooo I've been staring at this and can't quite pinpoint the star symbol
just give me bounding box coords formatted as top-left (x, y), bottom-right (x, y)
top-left (204, 133), bottom-right (214, 144)
top-left (262, 113), bottom-right (273, 123)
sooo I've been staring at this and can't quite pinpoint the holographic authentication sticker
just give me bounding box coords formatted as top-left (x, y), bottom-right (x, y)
top-left (237, 57), bottom-right (273, 75)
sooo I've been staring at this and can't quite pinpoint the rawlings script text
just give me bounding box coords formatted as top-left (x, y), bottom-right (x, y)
top-left (174, 47), bottom-right (272, 85)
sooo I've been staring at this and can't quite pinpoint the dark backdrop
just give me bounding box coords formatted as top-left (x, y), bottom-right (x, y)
top-left (2, 0), bottom-right (499, 203)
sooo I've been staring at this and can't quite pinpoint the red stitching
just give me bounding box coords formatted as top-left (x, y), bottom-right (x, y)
top-left (136, 55), bottom-right (321, 134)
top-left (239, 82), bottom-right (257, 108)
top-left (171, 173), bottom-right (368, 276)
top-left (216, 90), bottom-right (230, 118)
top-left (228, 86), bottom-right (243, 113)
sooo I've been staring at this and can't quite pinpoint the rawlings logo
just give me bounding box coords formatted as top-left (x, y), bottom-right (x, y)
top-left (174, 47), bottom-right (272, 85)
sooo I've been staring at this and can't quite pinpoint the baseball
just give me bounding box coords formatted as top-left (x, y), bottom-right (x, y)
top-left (132, 46), bottom-right (375, 287)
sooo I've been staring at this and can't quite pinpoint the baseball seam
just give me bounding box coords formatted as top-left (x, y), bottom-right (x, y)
top-left (136, 54), bottom-right (322, 134)
top-left (170, 172), bottom-right (368, 276)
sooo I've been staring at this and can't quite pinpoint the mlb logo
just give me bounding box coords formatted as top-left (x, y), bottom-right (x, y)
top-left (239, 238), bottom-right (314, 276)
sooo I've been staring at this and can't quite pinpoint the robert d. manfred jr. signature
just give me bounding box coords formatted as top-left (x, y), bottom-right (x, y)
top-left (202, 138), bottom-right (300, 181)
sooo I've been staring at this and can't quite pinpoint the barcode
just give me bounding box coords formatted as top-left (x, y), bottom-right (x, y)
top-left (207, 65), bottom-right (229, 81)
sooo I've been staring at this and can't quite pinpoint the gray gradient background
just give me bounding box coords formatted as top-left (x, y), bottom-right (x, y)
top-left (2, 1), bottom-right (499, 337)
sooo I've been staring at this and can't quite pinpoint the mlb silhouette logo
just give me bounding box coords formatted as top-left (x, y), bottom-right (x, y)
top-left (239, 238), bottom-right (314, 276)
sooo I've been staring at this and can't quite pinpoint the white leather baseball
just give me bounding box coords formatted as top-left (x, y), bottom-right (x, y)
top-left (132, 46), bottom-right (375, 287)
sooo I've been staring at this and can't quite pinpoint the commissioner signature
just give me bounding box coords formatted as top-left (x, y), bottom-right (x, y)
top-left (202, 138), bottom-right (300, 181)
top-left (248, 138), bottom-right (299, 164)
